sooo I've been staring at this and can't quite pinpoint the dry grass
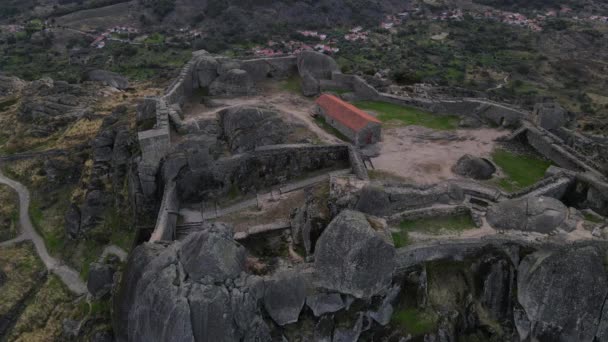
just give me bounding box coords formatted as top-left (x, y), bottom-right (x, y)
top-left (0, 243), bottom-right (45, 317)
top-left (9, 275), bottom-right (77, 342)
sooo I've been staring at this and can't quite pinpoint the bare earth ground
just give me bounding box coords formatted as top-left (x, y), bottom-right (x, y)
top-left (370, 126), bottom-right (508, 184)
top-left (182, 86), bottom-right (342, 145)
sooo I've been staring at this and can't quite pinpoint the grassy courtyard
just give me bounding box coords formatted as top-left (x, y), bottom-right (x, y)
top-left (391, 307), bottom-right (438, 336)
top-left (353, 101), bottom-right (460, 130)
top-left (391, 213), bottom-right (476, 248)
top-left (490, 148), bottom-right (552, 192)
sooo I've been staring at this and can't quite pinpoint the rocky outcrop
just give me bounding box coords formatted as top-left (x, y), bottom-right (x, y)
top-left (0, 74), bottom-right (25, 97)
top-left (87, 70), bottom-right (130, 90)
top-left (517, 246), bottom-right (608, 341)
top-left (209, 69), bottom-right (255, 97)
top-left (195, 55), bottom-right (219, 88)
top-left (218, 106), bottom-right (291, 153)
top-left (87, 262), bottom-right (116, 299)
top-left (263, 269), bottom-right (309, 326)
top-left (17, 78), bottom-right (95, 137)
top-left (301, 71), bottom-right (320, 97)
top-left (297, 51), bottom-right (339, 81)
top-left (452, 154), bottom-right (496, 180)
top-left (114, 224), bottom-right (271, 342)
top-left (534, 101), bottom-right (569, 131)
top-left (355, 184), bottom-right (391, 217)
top-left (314, 210), bottom-right (396, 299)
top-left (486, 196), bottom-right (570, 233)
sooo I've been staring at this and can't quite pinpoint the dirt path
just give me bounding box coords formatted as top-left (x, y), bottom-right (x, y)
top-left (370, 126), bottom-right (507, 184)
top-left (0, 170), bottom-right (87, 295)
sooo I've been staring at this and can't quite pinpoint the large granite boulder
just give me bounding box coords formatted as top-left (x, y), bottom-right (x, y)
top-left (486, 196), bottom-right (568, 233)
top-left (517, 246), bottom-right (608, 341)
top-left (314, 210), bottom-right (396, 299)
top-left (355, 184), bottom-right (391, 217)
top-left (452, 154), bottom-right (496, 180)
top-left (87, 262), bottom-right (116, 299)
top-left (301, 71), bottom-right (320, 97)
top-left (178, 223), bottom-right (246, 282)
top-left (263, 270), bottom-right (309, 326)
top-left (209, 69), bottom-right (255, 96)
top-left (533, 101), bottom-right (569, 131)
top-left (297, 51), bottom-right (339, 80)
top-left (195, 55), bottom-right (219, 88)
top-left (87, 70), bottom-right (129, 90)
top-left (218, 106), bottom-right (290, 153)
top-left (113, 225), bottom-right (271, 342)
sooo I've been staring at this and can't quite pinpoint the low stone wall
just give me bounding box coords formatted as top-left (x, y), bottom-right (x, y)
top-left (330, 73), bottom-right (379, 100)
top-left (375, 94), bottom-right (527, 126)
top-left (526, 126), bottom-right (596, 174)
top-left (387, 205), bottom-right (471, 225)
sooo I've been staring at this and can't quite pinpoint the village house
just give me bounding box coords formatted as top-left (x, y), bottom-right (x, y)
top-left (314, 94), bottom-right (382, 146)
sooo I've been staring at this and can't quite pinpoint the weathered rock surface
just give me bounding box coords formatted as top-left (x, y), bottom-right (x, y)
top-left (486, 196), bottom-right (568, 233)
top-left (355, 184), bottom-right (391, 217)
top-left (195, 55), bottom-right (219, 88)
top-left (263, 270), bottom-right (309, 326)
top-left (87, 70), bottom-right (130, 90)
top-left (87, 262), bottom-right (116, 299)
top-left (306, 292), bottom-right (345, 317)
top-left (314, 210), bottom-right (396, 298)
top-left (534, 101), bottom-right (569, 131)
top-left (113, 225), bottom-right (271, 342)
top-left (452, 154), bottom-right (496, 180)
top-left (218, 106), bottom-right (290, 153)
top-left (209, 69), bottom-right (255, 96)
top-left (301, 71), bottom-right (320, 97)
top-left (0, 74), bottom-right (25, 97)
top-left (297, 51), bottom-right (339, 80)
top-left (517, 246), bottom-right (608, 341)
top-left (17, 78), bottom-right (95, 137)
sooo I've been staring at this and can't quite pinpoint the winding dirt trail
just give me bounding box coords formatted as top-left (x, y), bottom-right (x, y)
top-left (0, 170), bottom-right (87, 295)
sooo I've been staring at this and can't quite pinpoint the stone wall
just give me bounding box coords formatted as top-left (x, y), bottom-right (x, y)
top-left (149, 180), bottom-right (179, 242)
top-left (177, 144), bottom-right (352, 202)
top-left (387, 205), bottom-right (471, 225)
top-left (375, 94), bottom-right (527, 126)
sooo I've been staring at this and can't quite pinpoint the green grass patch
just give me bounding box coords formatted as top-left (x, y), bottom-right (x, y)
top-left (278, 75), bottom-right (302, 94)
top-left (324, 87), bottom-right (351, 95)
top-left (313, 115), bottom-right (349, 142)
top-left (391, 307), bottom-right (438, 336)
top-left (353, 101), bottom-right (459, 130)
top-left (583, 212), bottom-right (604, 224)
top-left (392, 214), bottom-right (475, 248)
top-left (490, 149), bottom-right (551, 192)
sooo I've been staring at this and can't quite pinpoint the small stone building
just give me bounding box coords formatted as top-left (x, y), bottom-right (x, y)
top-left (314, 94), bottom-right (381, 146)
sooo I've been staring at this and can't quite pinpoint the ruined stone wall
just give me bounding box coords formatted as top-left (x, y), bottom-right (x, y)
top-left (347, 145), bottom-right (369, 180)
top-left (526, 126), bottom-right (594, 174)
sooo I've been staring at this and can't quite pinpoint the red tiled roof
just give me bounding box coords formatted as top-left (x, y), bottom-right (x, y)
top-left (315, 94), bottom-right (381, 132)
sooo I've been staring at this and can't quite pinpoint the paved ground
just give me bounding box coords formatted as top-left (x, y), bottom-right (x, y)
top-left (0, 170), bottom-right (87, 295)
